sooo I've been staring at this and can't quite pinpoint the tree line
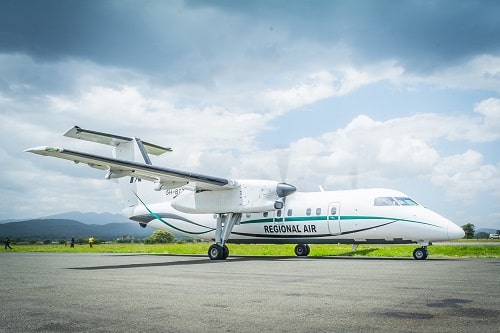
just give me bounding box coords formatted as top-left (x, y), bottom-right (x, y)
top-left (5, 230), bottom-right (196, 245)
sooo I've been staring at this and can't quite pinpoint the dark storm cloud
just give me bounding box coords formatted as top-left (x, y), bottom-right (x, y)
top-left (189, 0), bottom-right (500, 72)
top-left (0, 0), bottom-right (161, 65)
top-left (1, 0), bottom-right (499, 82)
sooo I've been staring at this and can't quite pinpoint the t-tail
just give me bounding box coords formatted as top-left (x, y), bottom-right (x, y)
top-left (63, 126), bottom-right (172, 216)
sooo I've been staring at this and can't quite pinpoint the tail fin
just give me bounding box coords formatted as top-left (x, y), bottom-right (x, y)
top-left (64, 126), bottom-right (171, 213)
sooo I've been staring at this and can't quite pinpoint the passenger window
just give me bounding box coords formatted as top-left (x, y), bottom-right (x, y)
top-left (277, 210), bottom-right (282, 217)
top-left (330, 207), bottom-right (337, 215)
top-left (287, 209), bottom-right (293, 216)
top-left (316, 208), bottom-right (321, 215)
top-left (306, 208), bottom-right (311, 216)
top-left (263, 212), bottom-right (268, 217)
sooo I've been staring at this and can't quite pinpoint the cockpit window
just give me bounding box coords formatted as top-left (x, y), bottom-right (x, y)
top-left (374, 197), bottom-right (398, 206)
top-left (374, 197), bottom-right (419, 206)
top-left (395, 197), bottom-right (418, 206)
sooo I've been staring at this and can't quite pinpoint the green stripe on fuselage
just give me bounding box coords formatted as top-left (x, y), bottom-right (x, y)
top-left (240, 215), bottom-right (442, 228)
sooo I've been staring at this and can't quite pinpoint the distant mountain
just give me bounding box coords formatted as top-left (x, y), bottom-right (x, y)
top-left (476, 228), bottom-right (499, 235)
top-left (0, 212), bottom-right (131, 225)
top-left (0, 219), bottom-right (154, 240)
top-left (39, 211), bottom-right (132, 225)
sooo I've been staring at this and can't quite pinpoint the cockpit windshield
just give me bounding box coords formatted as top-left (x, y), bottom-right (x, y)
top-left (395, 197), bottom-right (418, 206)
top-left (374, 197), bottom-right (419, 206)
top-left (374, 197), bottom-right (397, 206)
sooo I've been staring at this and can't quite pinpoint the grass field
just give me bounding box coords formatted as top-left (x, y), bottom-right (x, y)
top-left (4, 241), bottom-right (500, 258)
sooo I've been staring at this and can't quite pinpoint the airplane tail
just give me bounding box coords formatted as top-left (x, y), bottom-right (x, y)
top-left (64, 126), bottom-right (172, 216)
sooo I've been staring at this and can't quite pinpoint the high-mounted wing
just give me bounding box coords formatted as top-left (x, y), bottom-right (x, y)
top-left (25, 126), bottom-right (296, 216)
top-left (25, 146), bottom-right (238, 191)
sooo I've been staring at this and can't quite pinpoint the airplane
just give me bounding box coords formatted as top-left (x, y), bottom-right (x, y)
top-left (26, 126), bottom-right (465, 260)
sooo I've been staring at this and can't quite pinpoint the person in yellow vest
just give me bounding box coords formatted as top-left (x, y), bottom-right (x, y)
top-left (88, 236), bottom-right (94, 248)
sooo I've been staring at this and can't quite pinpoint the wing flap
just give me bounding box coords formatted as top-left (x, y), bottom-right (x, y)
top-left (25, 146), bottom-right (237, 191)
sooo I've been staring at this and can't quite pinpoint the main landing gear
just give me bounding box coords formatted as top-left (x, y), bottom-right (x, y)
top-left (208, 244), bottom-right (229, 260)
top-left (413, 246), bottom-right (429, 260)
top-left (208, 213), bottom-right (242, 261)
top-left (294, 244), bottom-right (310, 257)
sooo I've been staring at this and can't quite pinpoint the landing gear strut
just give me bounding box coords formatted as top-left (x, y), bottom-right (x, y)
top-left (208, 213), bottom-right (241, 260)
top-left (294, 244), bottom-right (310, 257)
top-left (413, 247), bottom-right (429, 260)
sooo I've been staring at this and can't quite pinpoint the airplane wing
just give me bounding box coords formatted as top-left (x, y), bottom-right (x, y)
top-left (25, 146), bottom-right (238, 191)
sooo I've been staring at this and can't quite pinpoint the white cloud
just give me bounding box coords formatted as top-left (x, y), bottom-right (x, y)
top-left (258, 61), bottom-right (405, 117)
top-left (413, 55), bottom-right (500, 93)
top-left (431, 150), bottom-right (500, 202)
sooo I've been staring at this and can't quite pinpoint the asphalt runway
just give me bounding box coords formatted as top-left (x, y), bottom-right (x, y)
top-left (0, 253), bottom-right (499, 333)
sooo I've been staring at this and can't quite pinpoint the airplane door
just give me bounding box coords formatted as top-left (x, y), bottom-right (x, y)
top-left (327, 202), bottom-right (341, 234)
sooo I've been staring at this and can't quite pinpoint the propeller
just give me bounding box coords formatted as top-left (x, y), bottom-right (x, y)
top-left (274, 148), bottom-right (296, 209)
top-left (276, 182), bottom-right (297, 197)
top-left (276, 148), bottom-right (291, 183)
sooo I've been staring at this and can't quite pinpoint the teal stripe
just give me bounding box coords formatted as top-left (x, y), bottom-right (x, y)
top-left (134, 193), bottom-right (213, 235)
top-left (240, 215), bottom-right (443, 229)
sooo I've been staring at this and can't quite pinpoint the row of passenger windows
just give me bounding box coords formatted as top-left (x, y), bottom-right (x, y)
top-left (244, 206), bottom-right (338, 218)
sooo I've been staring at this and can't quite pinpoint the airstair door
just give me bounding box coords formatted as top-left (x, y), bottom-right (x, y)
top-left (327, 202), bottom-right (341, 235)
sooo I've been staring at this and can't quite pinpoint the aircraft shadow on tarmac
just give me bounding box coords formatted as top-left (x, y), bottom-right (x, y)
top-left (68, 254), bottom-right (451, 271)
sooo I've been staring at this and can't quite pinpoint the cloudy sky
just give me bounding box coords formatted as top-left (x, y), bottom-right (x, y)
top-left (1, 0), bottom-right (499, 229)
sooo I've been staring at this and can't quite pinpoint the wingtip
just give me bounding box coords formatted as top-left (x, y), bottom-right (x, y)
top-left (24, 146), bottom-right (63, 154)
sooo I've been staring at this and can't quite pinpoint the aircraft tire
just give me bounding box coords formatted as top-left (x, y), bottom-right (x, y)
top-left (222, 245), bottom-right (229, 260)
top-left (208, 244), bottom-right (225, 260)
top-left (294, 244), bottom-right (310, 257)
top-left (413, 247), bottom-right (428, 260)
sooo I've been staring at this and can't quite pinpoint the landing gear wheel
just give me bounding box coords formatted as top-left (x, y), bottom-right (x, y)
top-left (294, 244), bottom-right (310, 257)
top-left (222, 245), bottom-right (229, 260)
top-left (208, 244), bottom-right (227, 260)
top-left (413, 247), bottom-right (428, 260)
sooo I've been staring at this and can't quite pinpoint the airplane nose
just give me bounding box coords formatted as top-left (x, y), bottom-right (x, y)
top-left (448, 222), bottom-right (465, 240)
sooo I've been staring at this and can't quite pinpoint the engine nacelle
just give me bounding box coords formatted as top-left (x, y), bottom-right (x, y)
top-left (171, 179), bottom-right (296, 214)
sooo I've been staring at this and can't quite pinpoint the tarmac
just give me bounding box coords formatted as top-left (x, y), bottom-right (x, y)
top-left (0, 253), bottom-right (499, 332)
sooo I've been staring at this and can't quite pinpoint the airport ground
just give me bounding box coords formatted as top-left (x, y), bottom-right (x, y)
top-left (0, 253), bottom-right (498, 332)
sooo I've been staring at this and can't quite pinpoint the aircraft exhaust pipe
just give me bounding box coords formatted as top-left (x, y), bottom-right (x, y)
top-left (276, 183), bottom-right (297, 198)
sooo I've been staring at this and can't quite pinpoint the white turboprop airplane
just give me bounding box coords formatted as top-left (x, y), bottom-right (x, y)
top-left (26, 126), bottom-right (465, 260)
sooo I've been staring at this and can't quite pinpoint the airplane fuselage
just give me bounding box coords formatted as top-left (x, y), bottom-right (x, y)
top-left (129, 188), bottom-right (464, 247)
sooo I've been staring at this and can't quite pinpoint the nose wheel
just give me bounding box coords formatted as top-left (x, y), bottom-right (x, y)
top-left (413, 247), bottom-right (428, 260)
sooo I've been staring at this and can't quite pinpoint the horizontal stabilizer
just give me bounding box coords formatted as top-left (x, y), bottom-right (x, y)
top-left (64, 126), bottom-right (171, 156)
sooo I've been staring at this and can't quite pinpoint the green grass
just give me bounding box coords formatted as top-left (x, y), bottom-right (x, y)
top-left (3, 242), bottom-right (500, 258)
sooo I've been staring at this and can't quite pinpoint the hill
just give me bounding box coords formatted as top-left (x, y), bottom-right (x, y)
top-left (41, 212), bottom-right (132, 225)
top-left (0, 219), bottom-right (154, 241)
top-left (0, 212), bottom-right (132, 225)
